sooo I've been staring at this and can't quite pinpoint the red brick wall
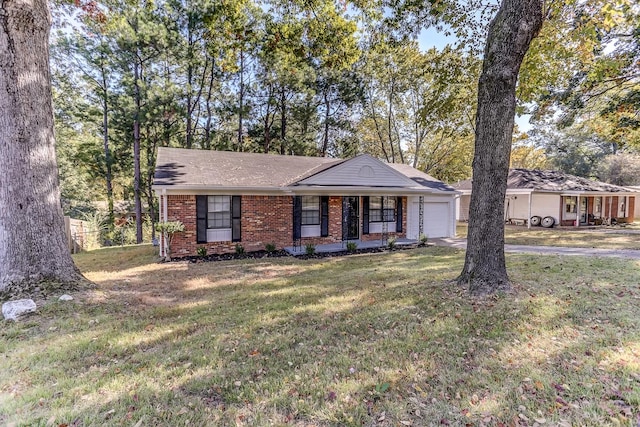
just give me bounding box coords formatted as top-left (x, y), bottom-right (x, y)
top-left (166, 195), bottom-right (197, 256)
top-left (628, 196), bottom-right (635, 222)
top-left (165, 194), bottom-right (407, 256)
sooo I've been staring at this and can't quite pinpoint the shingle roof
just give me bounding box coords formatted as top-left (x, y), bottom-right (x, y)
top-left (154, 148), bottom-right (342, 187)
top-left (452, 168), bottom-right (632, 193)
top-left (387, 163), bottom-right (457, 192)
top-left (153, 147), bottom-right (456, 192)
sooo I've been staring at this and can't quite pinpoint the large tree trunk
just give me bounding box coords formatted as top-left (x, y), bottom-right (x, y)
top-left (100, 56), bottom-right (114, 232)
top-left (133, 56), bottom-right (143, 244)
top-left (457, 0), bottom-right (544, 295)
top-left (0, 0), bottom-right (84, 294)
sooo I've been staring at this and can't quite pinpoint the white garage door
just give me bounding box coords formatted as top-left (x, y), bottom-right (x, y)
top-left (423, 202), bottom-right (450, 238)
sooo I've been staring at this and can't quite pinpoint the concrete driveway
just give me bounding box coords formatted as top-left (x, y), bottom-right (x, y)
top-left (431, 238), bottom-right (640, 260)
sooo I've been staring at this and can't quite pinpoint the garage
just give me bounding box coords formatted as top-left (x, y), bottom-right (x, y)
top-left (407, 198), bottom-right (455, 239)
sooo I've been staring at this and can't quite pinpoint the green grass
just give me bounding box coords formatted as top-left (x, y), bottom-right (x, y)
top-left (457, 222), bottom-right (640, 250)
top-left (1, 245), bottom-right (640, 426)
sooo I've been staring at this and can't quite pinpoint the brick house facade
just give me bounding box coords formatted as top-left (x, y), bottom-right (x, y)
top-left (154, 148), bottom-right (459, 258)
top-left (166, 195), bottom-right (408, 257)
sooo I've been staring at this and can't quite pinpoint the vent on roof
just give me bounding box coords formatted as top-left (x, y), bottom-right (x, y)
top-left (358, 165), bottom-right (374, 178)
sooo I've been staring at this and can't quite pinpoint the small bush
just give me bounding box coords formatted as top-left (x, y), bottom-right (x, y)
top-left (196, 246), bottom-right (207, 257)
top-left (155, 221), bottom-right (185, 261)
top-left (265, 243), bottom-right (276, 253)
top-left (305, 243), bottom-right (316, 255)
top-left (235, 244), bottom-right (245, 255)
top-left (387, 236), bottom-right (397, 250)
top-left (346, 241), bottom-right (358, 252)
top-left (418, 233), bottom-right (428, 246)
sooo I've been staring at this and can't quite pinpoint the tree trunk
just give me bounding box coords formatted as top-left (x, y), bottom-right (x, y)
top-left (237, 46), bottom-right (244, 151)
top-left (457, 0), bottom-right (544, 295)
top-left (100, 56), bottom-right (114, 233)
top-left (133, 56), bottom-right (143, 244)
top-left (279, 89), bottom-right (287, 155)
top-left (321, 89), bottom-right (330, 156)
top-left (0, 0), bottom-right (84, 293)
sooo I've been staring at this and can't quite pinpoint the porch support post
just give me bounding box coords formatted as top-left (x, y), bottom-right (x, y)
top-left (527, 192), bottom-right (532, 229)
top-left (162, 189), bottom-right (168, 257)
top-left (418, 196), bottom-right (424, 237)
top-left (576, 195), bottom-right (580, 227)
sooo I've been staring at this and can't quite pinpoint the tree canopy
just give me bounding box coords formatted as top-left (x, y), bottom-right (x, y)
top-left (47, 0), bottom-right (639, 245)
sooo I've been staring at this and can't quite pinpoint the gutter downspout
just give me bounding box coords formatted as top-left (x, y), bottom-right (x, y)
top-left (162, 189), bottom-right (168, 258)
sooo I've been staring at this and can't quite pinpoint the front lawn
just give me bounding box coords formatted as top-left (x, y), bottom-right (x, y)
top-left (1, 245), bottom-right (639, 426)
top-left (457, 222), bottom-right (640, 250)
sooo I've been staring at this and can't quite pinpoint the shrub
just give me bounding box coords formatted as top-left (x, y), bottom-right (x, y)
top-left (265, 243), bottom-right (276, 253)
top-left (81, 211), bottom-right (109, 250)
top-left (305, 243), bottom-right (316, 255)
top-left (346, 241), bottom-right (358, 252)
top-left (387, 236), bottom-right (397, 250)
top-left (418, 233), bottom-right (428, 246)
top-left (155, 221), bottom-right (185, 261)
top-left (235, 243), bottom-right (245, 255)
top-left (196, 246), bottom-right (207, 257)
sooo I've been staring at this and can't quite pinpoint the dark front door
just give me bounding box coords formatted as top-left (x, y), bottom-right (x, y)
top-left (342, 196), bottom-right (359, 240)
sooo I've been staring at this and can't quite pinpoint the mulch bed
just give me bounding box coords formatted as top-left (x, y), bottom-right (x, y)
top-left (174, 244), bottom-right (425, 263)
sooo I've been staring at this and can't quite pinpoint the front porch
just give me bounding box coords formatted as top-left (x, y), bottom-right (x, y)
top-left (284, 238), bottom-right (417, 255)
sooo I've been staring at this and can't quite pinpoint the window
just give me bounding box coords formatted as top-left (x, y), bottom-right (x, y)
top-left (594, 197), bottom-right (602, 215)
top-left (208, 195), bottom-right (231, 229)
top-left (301, 196), bottom-right (320, 225)
top-left (369, 196), bottom-right (396, 222)
top-left (564, 196), bottom-right (577, 214)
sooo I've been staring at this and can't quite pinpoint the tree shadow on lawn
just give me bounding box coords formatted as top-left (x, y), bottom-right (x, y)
top-left (2, 250), bottom-right (640, 426)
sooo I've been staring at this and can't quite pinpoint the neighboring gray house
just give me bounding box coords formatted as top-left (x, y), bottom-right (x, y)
top-left (454, 168), bottom-right (638, 227)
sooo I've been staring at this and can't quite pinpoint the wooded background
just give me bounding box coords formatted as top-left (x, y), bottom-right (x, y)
top-left (50, 0), bottom-right (639, 244)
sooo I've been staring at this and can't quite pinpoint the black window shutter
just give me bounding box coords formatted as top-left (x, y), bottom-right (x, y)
top-left (396, 197), bottom-right (403, 232)
top-left (362, 196), bottom-right (370, 235)
top-left (231, 196), bottom-right (241, 242)
top-left (293, 196), bottom-right (302, 240)
top-left (320, 196), bottom-right (329, 237)
top-left (196, 195), bottom-right (208, 243)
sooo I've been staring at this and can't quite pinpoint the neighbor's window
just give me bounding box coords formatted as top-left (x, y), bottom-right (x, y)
top-left (301, 196), bottom-right (320, 225)
top-left (207, 195), bottom-right (231, 229)
top-left (594, 197), bottom-right (602, 215)
top-left (564, 196), bottom-right (577, 214)
top-left (370, 196), bottom-right (396, 222)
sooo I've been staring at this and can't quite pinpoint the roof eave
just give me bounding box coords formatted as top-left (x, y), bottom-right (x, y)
top-left (153, 184), bottom-right (459, 196)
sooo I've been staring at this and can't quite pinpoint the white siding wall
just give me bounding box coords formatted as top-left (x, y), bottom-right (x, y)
top-left (457, 195), bottom-right (471, 221)
top-left (505, 193), bottom-right (559, 224)
top-left (299, 156), bottom-right (413, 187)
